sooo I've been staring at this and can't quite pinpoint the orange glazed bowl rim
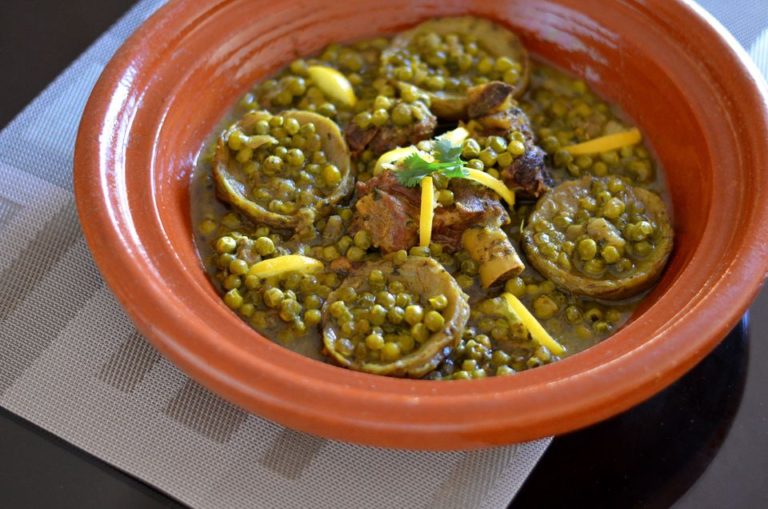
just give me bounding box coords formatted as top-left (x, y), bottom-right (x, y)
top-left (74, 0), bottom-right (768, 450)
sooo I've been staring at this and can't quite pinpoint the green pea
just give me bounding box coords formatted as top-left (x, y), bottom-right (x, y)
top-left (353, 230), bottom-right (372, 250)
top-left (224, 289), bottom-right (243, 309)
top-left (462, 139), bottom-right (481, 159)
top-left (392, 250), bottom-right (408, 265)
top-left (575, 155), bottom-right (593, 170)
top-left (577, 238), bottom-right (597, 260)
top-left (365, 333), bottom-right (384, 351)
top-left (497, 152), bottom-right (513, 168)
top-left (318, 102), bottom-right (336, 117)
top-left (479, 148), bottom-right (498, 167)
top-left (369, 304), bottom-right (387, 325)
top-left (381, 342), bottom-right (401, 361)
top-left (263, 155), bottom-right (283, 173)
top-left (391, 103), bottom-right (412, 126)
top-left (369, 270), bottom-right (385, 287)
top-left (346, 246), bottom-right (366, 262)
top-left (411, 323), bottom-right (430, 343)
top-left (372, 108), bottom-right (389, 126)
top-left (508, 140), bottom-right (526, 156)
top-left (424, 310), bottom-right (445, 332)
top-left (304, 294), bottom-right (322, 309)
top-left (373, 95), bottom-right (393, 110)
top-left (488, 136), bottom-right (508, 153)
top-left (279, 299), bottom-right (302, 322)
top-left (409, 246), bottom-right (430, 257)
top-left (253, 236), bottom-right (275, 256)
top-left (601, 245), bottom-right (621, 264)
top-left (229, 259), bottom-right (249, 276)
top-left (223, 274), bottom-right (241, 290)
top-left (395, 293), bottom-right (411, 308)
top-left (467, 158), bottom-right (485, 170)
top-left (354, 112), bottom-right (372, 129)
top-left (285, 148), bottom-right (305, 167)
top-left (405, 305), bottom-right (424, 325)
top-left (215, 236), bottom-right (237, 254)
top-left (429, 294), bottom-right (448, 310)
top-left (263, 287), bottom-right (284, 308)
top-left (321, 164), bottom-right (342, 187)
top-left (602, 197), bottom-right (625, 219)
top-left (437, 189), bottom-right (454, 206)
top-left (633, 241), bottom-right (653, 257)
top-left (593, 321), bottom-right (611, 334)
top-left (565, 306), bottom-right (582, 323)
top-left (387, 306), bottom-right (405, 324)
top-left (504, 277), bottom-right (526, 297)
top-left (376, 291), bottom-right (395, 308)
top-left (254, 120), bottom-right (270, 135)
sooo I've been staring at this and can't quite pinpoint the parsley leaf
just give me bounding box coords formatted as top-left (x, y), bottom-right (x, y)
top-left (394, 139), bottom-right (469, 187)
top-left (433, 138), bottom-right (463, 162)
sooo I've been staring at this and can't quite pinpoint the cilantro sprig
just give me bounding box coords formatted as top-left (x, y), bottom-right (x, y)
top-left (395, 138), bottom-right (469, 187)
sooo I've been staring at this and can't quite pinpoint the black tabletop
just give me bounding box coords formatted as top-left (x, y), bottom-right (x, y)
top-left (1, 2), bottom-right (766, 508)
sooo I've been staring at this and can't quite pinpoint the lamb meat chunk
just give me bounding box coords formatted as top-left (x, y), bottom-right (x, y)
top-left (351, 171), bottom-right (420, 253)
top-left (345, 102), bottom-right (437, 157)
top-left (353, 173), bottom-right (512, 253)
top-left (466, 81), bottom-right (515, 118)
top-left (501, 145), bottom-right (554, 199)
top-left (433, 181), bottom-right (510, 251)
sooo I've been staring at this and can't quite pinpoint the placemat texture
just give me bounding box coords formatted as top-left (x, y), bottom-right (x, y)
top-left (0, 1), bottom-right (549, 508)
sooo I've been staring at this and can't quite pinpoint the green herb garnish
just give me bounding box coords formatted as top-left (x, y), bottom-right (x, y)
top-left (395, 139), bottom-right (469, 187)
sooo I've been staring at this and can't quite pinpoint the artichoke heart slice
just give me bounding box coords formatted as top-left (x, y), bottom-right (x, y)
top-left (384, 16), bottom-right (530, 120)
top-left (212, 110), bottom-right (354, 230)
top-left (322, 256), bottom-right (470, 377)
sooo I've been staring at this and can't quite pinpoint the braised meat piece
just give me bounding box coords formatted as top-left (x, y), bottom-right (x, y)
top-left (501, 145), bottom-right (554, 199)
top-left (351, 171), bottom-right (420, 253)
top-left (352, 173), bottom-right (511, 254)
top-left (463, 82), bottom-right (553, 199)
top-left (432, 181), bottom-right (510, 251)
top-left (466, 81), bottom-right (515, 118)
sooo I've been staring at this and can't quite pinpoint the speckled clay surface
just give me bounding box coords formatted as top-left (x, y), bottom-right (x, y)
top-left (74, 0), bottom-right (768, 449)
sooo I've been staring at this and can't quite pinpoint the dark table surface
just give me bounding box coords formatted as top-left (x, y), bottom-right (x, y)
top-left (1, 1), bottom-right (766, 508)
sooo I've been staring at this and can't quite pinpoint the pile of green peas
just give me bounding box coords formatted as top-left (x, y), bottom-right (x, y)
top-left (503, 275), bottom-right (630, 343)
top-left (521, 65), bottom-right (655, 183)
top-left (210, 229), bottom-right (342, 338)
top-left (460, 131), bottom-right (528, 178)
top-left (327, 267), bottom-right (450, 364)
top-left (226, 112), bottom-right (343, 216)
top-left (245, 40), bottom-right (389, 122)
top-left (384, 31), bottom-right (524, 92)
top-left (528, 177), bottom-right (660, 279)
top-left (352, 93), bottom-right (432, 132)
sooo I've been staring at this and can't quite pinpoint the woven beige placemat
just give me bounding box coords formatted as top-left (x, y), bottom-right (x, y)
top-left (0, 1), bottom-right (550, 507)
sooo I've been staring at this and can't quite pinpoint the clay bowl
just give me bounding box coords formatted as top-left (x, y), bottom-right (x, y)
top-left (74, 0), bottom-right (768, 450)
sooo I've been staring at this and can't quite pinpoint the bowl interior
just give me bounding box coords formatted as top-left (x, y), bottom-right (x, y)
top-left (75, 0), bottom-right (768, 449)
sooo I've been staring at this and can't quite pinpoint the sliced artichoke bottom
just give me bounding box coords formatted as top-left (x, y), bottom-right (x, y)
top-left (212, 109), bottom-right (354, 231)
top-left (322, 257), bottom-right (470, 377)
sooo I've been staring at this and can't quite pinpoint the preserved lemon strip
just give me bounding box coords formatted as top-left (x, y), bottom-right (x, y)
top-left (437, 126), bottom-right (469, 145)
top-left (465, 169), bottom-right (516, 207)
top-left (502, 293), bottom-right (565, 355)
top-left (374, 146), bottom-right (421, 175)
top-left (247, 255), bottom-right (323, 278)
top-left (307, 65), bottom-right (357, 107)
top-left (420, 176), bottom-right (435, 247)
top-left (563, 128), bottom-right (642, 155)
